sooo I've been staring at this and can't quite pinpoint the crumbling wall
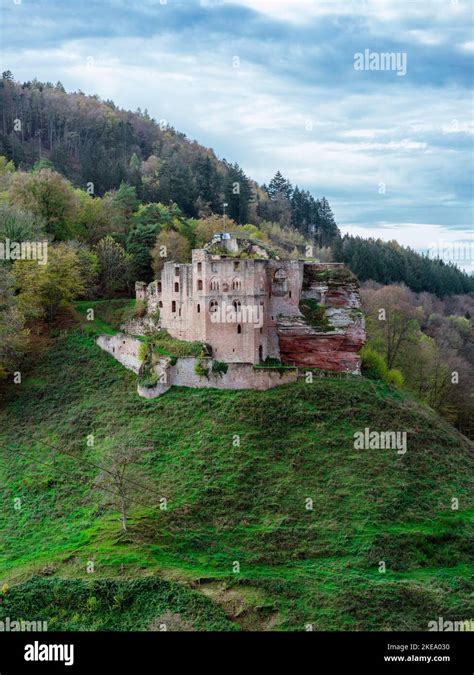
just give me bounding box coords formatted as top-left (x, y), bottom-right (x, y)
top-left (96, 334), bottom-right (142, 373)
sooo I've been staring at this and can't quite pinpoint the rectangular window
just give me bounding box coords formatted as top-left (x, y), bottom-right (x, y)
top-left (172, 301), bottom-right (176, 312)
top-left (174, 282), bottom-right (179, 292)
top-left (197, 262), bottom-right (202, 273)
top-left (175, 267), bottom-right (179, 276)
top-left (198, 280), bottom-right (203, 291)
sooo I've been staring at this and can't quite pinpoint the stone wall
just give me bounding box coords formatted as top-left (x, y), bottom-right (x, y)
top-left (96, 334), bottom-right (142, 373)
top-left (134, 246), bottom-right (366, 375)
top-left (95, 334), bottom-right (298, 398)
top-left (138, 358), bottom-right (297, 398)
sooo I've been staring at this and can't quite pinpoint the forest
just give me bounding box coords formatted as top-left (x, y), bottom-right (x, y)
top-left (0, 73), bottom-right (472, 438)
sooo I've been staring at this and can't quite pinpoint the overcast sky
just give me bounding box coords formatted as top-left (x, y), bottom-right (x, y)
top-left (1, 0), bottom-right (472, 270)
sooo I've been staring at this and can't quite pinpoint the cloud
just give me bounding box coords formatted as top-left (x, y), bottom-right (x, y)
top-left (0, 0), bottom-right (471, 261)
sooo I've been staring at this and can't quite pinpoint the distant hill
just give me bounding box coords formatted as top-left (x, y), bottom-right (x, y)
top-left (1, 73), bottom-right (472, 295)
top-left (0, 325), bottom-right (472, 630)
top-left (0, 73), bottom-right (338, 243)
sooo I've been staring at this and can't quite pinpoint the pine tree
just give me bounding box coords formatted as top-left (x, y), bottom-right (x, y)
top-left (318, 197), bottom-right (340, 245)
top-left (223, 161), bottom-right (253, 224)
top-left (194, 155), bottom-right (222, 213)
top-left (267, 170), bottom-right (293, 200)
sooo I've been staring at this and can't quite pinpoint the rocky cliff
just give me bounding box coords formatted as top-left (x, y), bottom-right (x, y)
top-left (277, 263), bottom-right (366, 374)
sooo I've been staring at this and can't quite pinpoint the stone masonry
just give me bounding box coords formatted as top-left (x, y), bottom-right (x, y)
top-left (135, 235), bottom-right (366, 374)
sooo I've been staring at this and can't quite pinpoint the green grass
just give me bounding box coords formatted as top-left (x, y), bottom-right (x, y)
top-left (74, 299), bottom-right (136, 335)
top-left (0, 329), bottom-right (472, 631)
top-left (150, 329), bottom-right (205, 358)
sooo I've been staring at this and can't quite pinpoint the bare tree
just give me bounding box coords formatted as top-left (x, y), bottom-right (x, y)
top-left (94, 444), bottom-right (149, 533)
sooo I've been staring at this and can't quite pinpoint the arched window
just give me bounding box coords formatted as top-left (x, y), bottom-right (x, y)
top-left (210, 277), bottom-right (219, 291)
top-left (157, 282), bottom-right (162, 293)
top-left (272, 268), bottom-right (289, 296)
top-left (237, 324), bottom-right (242, 334)
top-left (274, 269), bottom-right (288, 281)
top-left (174, 282), bottom-right (179, 292)
top-left (232, 277), bottom-right (241, 291)
top-left (197, 279), bottom-right (203, 291)
top-left (232, 300), bottom-right (241, 312)
top-left (209, 300), bottom-right (219, 313)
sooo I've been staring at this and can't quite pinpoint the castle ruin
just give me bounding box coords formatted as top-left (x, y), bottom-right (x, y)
top-left (134, 234), bottom-right (366, 373)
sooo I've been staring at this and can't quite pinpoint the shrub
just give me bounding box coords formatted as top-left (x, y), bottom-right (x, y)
top-left (360, 346), bottom-right (388, 380)
top-left (134, 300), bottom-right (147, 318)
top-left (361, 346), bottom-right (404, 389)
top-left (194, 360), bottom-right (209, 378)
top-left (299, 299), bottom-right (333, 331)
top-left (138, 342), bottom-right (149, 363)
top-left (385, 368), bottom-right (404, 389)
top-left (211, 360), bottom-right (228, 376)
top-left (137, 366), bottom-right (159, 388)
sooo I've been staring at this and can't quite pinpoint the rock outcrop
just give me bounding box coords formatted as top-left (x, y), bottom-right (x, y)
top-left (277, 263), bottom-right (366, 374)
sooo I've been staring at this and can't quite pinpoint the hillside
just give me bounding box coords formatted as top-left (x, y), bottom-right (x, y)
top-left (0, 322), bottom-right (472, 631)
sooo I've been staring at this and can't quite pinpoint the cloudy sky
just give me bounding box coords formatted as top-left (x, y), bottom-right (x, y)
top-left (1, 0), bottom-right (472, 269)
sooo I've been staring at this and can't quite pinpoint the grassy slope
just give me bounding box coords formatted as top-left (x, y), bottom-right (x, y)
top-left (0, 329), bottom-right (472, 631)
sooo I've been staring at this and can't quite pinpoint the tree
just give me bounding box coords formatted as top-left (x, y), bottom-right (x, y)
top-left (13, 243), bottom-right (85, 321)
top-left (192, 214), bottom-right (237, 248)
top-left (362, 284), bottom-right (424, 369)
top-left (105, 182), bottom-right (139, 235)
top-left (9, 169), bottom-right (78, 240)
top-left (0, 155), bottom-right (15, 175)
top-left (94, 444), bottom-right (150, 533)
top-left (94, 236), bottom-right (133, 295)
top-left (68, 242), bottom-right (100, 298)
top-left (151, 229), bottom-right (191, 278)
top-left (267, 170), bottom-right (293, 200)
top-left (317, 197), bottom-right (339, 245)
top-left (75, 190), bottom-right (114, 243)
top-left (223, 161), bottom-right (253, 224)
top-left (193, 155), bottom-right (222, 213)
top-left (0, 204), bottom-right (46, 243)
top-left (0, 267), bottom-right (29, 378)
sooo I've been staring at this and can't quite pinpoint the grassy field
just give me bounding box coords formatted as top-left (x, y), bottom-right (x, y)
top-left (0, 326), bottom-right (472, 631)
top-left (74, 298), bottom-right (137, 335)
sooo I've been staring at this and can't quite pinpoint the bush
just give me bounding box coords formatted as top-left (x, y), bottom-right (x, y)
top-left (385, 368), bottom-right (404, 389)
top-left (134, 300), bottom-right (147, 318)
top-left (211, 360), bottom-right (228, 376)
top-left (194, 360), bottom-right (209, 378)
top-left (137, 366), bottom-right (159, 388)
top-left (138, 342), bottom-right (149, 363)
top-left (360, 346), bottom-right (387, 380)
top-left (361, 346), bottom-right (404, 389)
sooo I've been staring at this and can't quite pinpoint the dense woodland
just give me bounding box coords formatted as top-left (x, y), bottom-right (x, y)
top-left (0, 73), bottom-right (472, 436)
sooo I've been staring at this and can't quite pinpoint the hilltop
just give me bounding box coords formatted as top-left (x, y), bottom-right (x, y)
top-left (0, 322), bottom-right (472, 630)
